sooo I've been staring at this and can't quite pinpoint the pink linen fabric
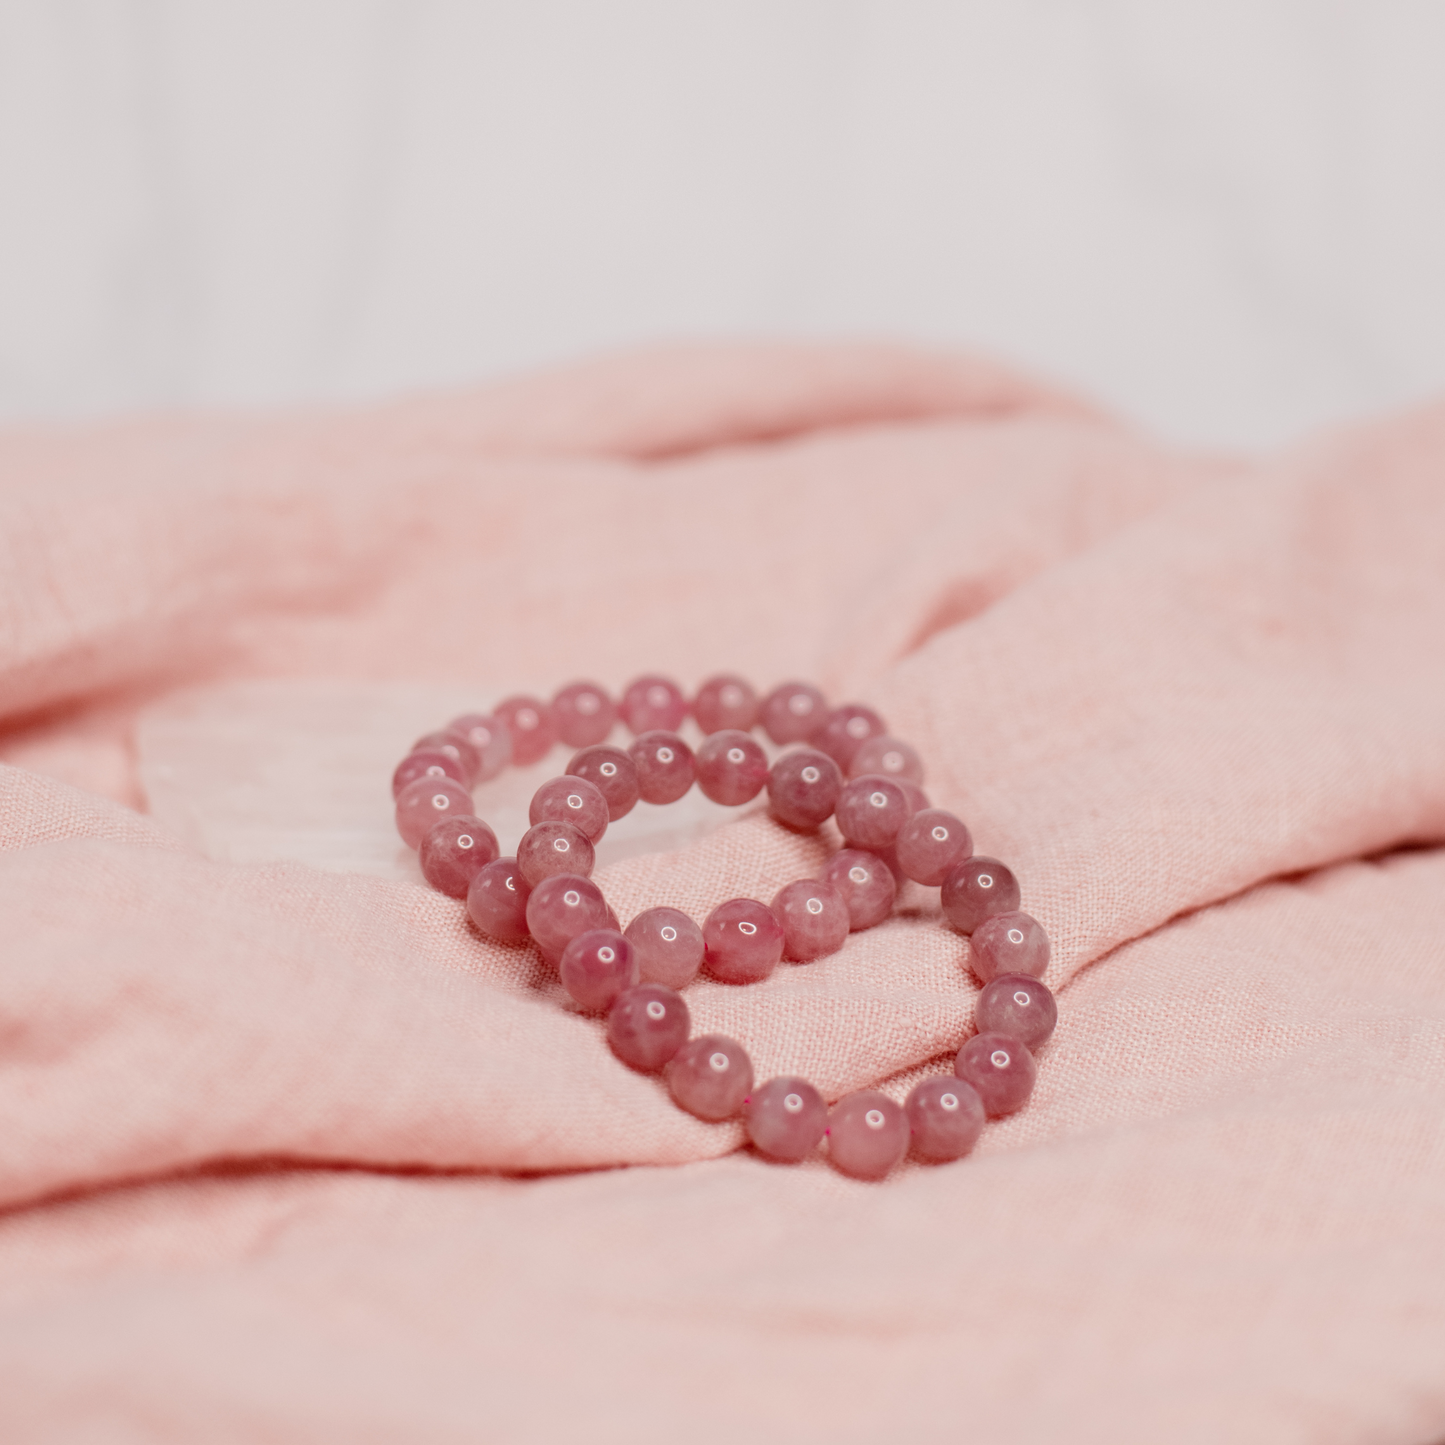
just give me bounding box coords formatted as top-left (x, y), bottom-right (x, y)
top-left (1, 341), bottom-right (1444, 1442)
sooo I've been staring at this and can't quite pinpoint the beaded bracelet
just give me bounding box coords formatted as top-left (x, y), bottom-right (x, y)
top-left (392, 674), bottom-right (1056, 1180)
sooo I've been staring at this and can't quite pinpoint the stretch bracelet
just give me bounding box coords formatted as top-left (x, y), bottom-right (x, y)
top-left (392, 674), bottom-right (1056, 1180)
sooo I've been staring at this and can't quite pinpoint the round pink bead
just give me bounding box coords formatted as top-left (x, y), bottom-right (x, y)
top-left (955, 1032), bottom-right (1038, 1117)
top-left (619, 674), bottom-right (689, 735)
top-left (895, 808), bottom-right (973, 886)
top-left (760, 680), bottom-right (828, 745)
top-left (525, 873), bottom-right (611, 963)
top-left (820, 848), bottom-right (898, 930)
top-left (970, 910), bottom-right (1050, 983)
top-left (627, 730), bottom-right (696, 805)
top-left (905, 1076), bottom-right (985, 1162)
top-left (466, 857), bottom-right (533, 943)
top-left (692, 674), bottom-right (759, 734)
top-left (702, 898), bottom-right (785, 984)
top-left (419, 814), bottom-right (500, 898)
top-left (744, 1076), bottom-right (827, 1162)
top-left (941, 856), bottom-right (1021, 934)
top-left (395, 775), bottom-right (474, 849)
top-left (551, 680), bottom-right (616, 748)
top-left (495, 695), bottom-right (556, 766)
top-left (694, 729), bottom-right (768, 806)
top-left (446, 712), bottom-right (514, 782)
top-left (624, 907), bottom-right (705, 988)
top-left (667, 1034), bottom-right (753, 1121)
top-left (770, 879), bottom-right (849, 962)
top-left (814, 703), bottom-right (886, 771)
top-left (899, 779), bottom-right (930, 814)
top-left (847, 734), bottom-right (924, 784)
top-left (566, 745), bottom-right (640, 820)
top-left (976, 973), bottom-right (1057, 1049)
top-left (835, 774), bottom-right (912, 850)
top-left (529, 774), bottom-right (609, 844)
top-left (827, 1090), bottom-right (909, 1180)
top-left (392, 748), bottom-right (468, 799)
top-left (516, 820), bottom-right (595, 887)
top-left (607, 983), bottom-right (691, 1071)
top-left (766, 748), bottom-right (842, 830)
top-left (559, 928), bottom-right (638, 1011)
top-left (412, 729), bottom-right (479, 783)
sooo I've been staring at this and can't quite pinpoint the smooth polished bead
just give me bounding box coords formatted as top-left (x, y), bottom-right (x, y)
top-left (419, 814), bottom-right (500, 898)
top-left (744, 1077), bottom-right (827, 1162)
top-left (529, 774), bottom-right (609, 844)
top-left (667, 1034), bottom-right (753, 1121)
top-left (703, 898), bottom-right (785, 983)
top-left (692, 674), bottom-right (759, 734)
top-left (814, 703), bottom-right (886, 771)
top-left (552, 680), bottom-right (617, 748)
top-left (620, 674), bottom-right (689, 735)
top-left (395, 775), bottom-right (474, 849)
top-left (495, 695), bottom-right (556, 766)
top-left (970, 910), bottom-right (1050, 983)
top-left (566, 745), bottom-right (640, 820)
top-left (694, 729), bottom-right (769, 806)
top-left (760, 681), bottom-right (827, 745)
top-left (905, 1076), bottom-right (985, 1162)
top-left (941, 856), bottom-right (1021, 934)
top-left (525, 874), bottom-right (611, 962)
top-left (516, 820), bottom-right (595, 887)
top-left (445, 712), bottom-right (514, 782)
top-left (820, 848), bottom-right (898, 930)
top-left (412, 730), bottom-right (479, 783)
top-left (766, 748), bottom-right (842, 830)
top-left (624, 907), bottom-right (705, 989)
top-left (628, 730), bottom-right (696, 805)
top-left (895, 808), bottom-right (973, 886)
top-left (466, 857), bottom-right (533, 943)
top-left (847, 735), bottom-right (924, 785)
top-left (607, 983), bottom-right (690, 1071)
top-left (392, 748), bottom-right (468, 799)
top-left (827, 1090), bottom-right (910, 1180)
top-left (559, 928), bottom-right (638, 1011)
top-left (899, 779), bottom-right (931, 815)
top-left (770, 879), bottom-right (849, 962)
top-left (835, 774), bottom-right (912, 850)
top-left (955, 1032), bottom-right (1037, 1116)
top-left (976, 974), bottom-right (1057, 1049)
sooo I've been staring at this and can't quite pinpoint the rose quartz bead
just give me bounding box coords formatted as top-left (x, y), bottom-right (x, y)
top-left (955, 1032), bottom-right (1038, 1116)
top-left (976, 974), bottom-right (1057, 1049)
top-left (566, 745), bottom-right (640, 820)
top-left (770, 879), bottom-right (850, 962)
top-left (525, 874), bottom-right (611, 962)
top-left (744, 1076), bottom-right (827, 1162)
top-left (517, 820), bottom-right (595, 887)
top-left (419, 814), bottom-right (500, 898)
top-left (835, 774), bottom-right (912, 850)
top-left (628, 730), bottom-right (695, 805)
top-left (900, 779), bottom-right (930, 814)
top-left (821, 848), bottom-right (898, 930)
top-left (703, 898), bottom-right (785, 984)
top-left (466, 857), bottom-right (533, 943)
top-left (694, 729), bottom-right (768, 806)
top-left (970, 910), bottom-right (1050, 983)
top-left (894, 808), bottom-right (973, 886)
top-left (395, 775), bottom-right (474, 849)
top-left (445, 712), bottom-right (514, 782)
top-left (941, 856), bottom-right (1021, 934)
top-left (528, 775), bottom-right (609, 844)
top-left (412, 729), bottom-right (479, 783)
top-left (760, 680), bottom-right (827, 745)
top-left (667, 1034), bottom-right (753, 1121)
top-left (827, 1090), bottom-right (910, 1180)
top-left (847, 734), bottom-right (924, 785)
top-left (766, 748), bottom-right (842, 830)
top-left (558, 928), bottom-right (638, 1011)
top-left (624, 906), bottom-right (705, 988)
top-left (905, 1076), bottom-right (985, 1162)
top-left (607, 983), bottom-right (690, 1071)
top-left (605, 904), bottom-right (622, 934)
top-left (692, 674), bottom-right (759, 734)
top-left (392, 748), bottom-right (468, 799)
top-left (551, 680), bottom-right (616, 748)
top-left (814, 703), bottom-right (886, 771)
top-left (619, 674), bottom-right (689, 735)
top-left (495, 695), bottom-right (556, 766)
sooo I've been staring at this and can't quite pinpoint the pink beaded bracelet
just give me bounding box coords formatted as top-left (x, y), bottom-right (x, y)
top-left (392, 674), bottom-right (1056, 1181)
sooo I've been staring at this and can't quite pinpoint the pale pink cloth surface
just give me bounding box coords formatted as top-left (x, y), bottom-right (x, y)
top-left (1, 342), bottom-right (1444, 1441)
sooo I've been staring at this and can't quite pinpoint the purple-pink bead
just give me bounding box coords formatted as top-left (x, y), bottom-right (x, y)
top-left (667, 1034), bottom-right (753, 1120)
top-left (624, 906), bottom-right (705, 988)
top-left (619, 674), bottom-right (689, 735)
top-left (525, 873), bottom-right (611, 963)
top-left (607, 983), bottom-right (690, 1070)
top-left (976, 974), bottom-right (1057, 1049)
top-left (770, 879), bottom-right (850, 962)
top-left (744, 1076), bottom-right (828, 1162)
top-left (847, 735), bottom-right (924, 784)
top-left (941, 856), bottom-right (1021, 934)
top-left (395, 775), bottom-right (474, 849)
top-left (814, 703), bottom-right (886, 772)
top-left (495, 695), bottom-right (556, 766)
top-left (551, 680), bottom-right (617, 748)
top-left (559, 928), bottom-right (638, 1011)
top-left (766, 748), bottom-right (842, 830)
top-left (466, 857), bottom-right (533, 943)
top-left (703, 898), bottom-right (785, 983)
top-left (516, 820), bottom-right (595, 887)
top-left (905, 1076), bottom-right (985, 1162)
top-left (895, 808), bottom-right (973, 886)
top-left (566, 745), bottom-right (640, 821)
top-left (955, 1032), bottom-right (1037, 1116)
top-left (834, 774), bottom-right (912, 850)
top-left (970, 910), bottom-right (1050, 984)
top-left (820, 848), bottom-right (898, 930)
top-left (411, 731), bottom-right (479, 783)
top-left (760, 680), bottom-right (828, 745)
top-left (529, 774), bottom-right (609, 844)
top-left (694, 729), bottom-right (769, 806)
top-left (392, 748), bottom-right (468, 799)
top-left (627, 730), bottom-right (696, 805)
top-left (446, 712), bottom-right (514, 782)
top-left (419, 814), bottom-right (500, 898)
top-left (827, 1090), bottom-right (910, 1180)
top-left (692, 674), bottom-right (759, 734)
